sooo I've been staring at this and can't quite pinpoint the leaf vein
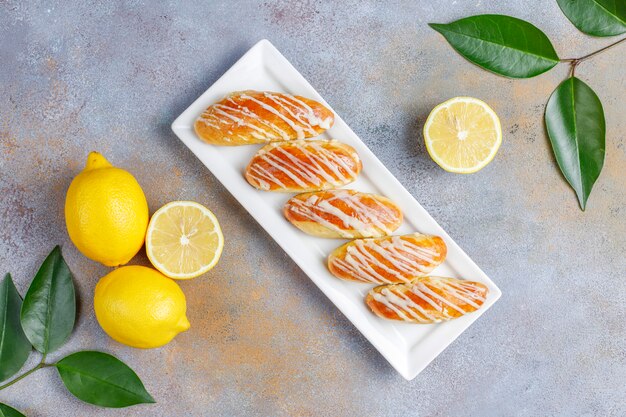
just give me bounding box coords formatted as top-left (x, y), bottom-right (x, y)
top-left (0, 279), bottom-right (9, 364)
top-left (42, 256), bottom-right (59, 352)
top-left (591, 0), bottom-right (626, 25)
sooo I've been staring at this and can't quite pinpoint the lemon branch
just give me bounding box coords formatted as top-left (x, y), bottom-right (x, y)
top-left (0, 356), bottom-right (52, 391)
top-left (560, 36), bottom-right (625, 77)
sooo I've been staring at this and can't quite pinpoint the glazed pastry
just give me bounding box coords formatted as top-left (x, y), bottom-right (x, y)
top-left (283, 189), bottom-right (402, 238)
top-left (365, 276), bottom-right (488, 324)
top-left (194, 90), bottom-right (334, 145)
top-left (328, 233), bottom-right (447, 284)
top-left (245, 140), bottom-right (362, 192)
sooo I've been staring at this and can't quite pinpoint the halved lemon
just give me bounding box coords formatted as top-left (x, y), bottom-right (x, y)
top-left (146, 201), bottom-right (224, 279)
top-left (423, 97), bottom-right (502, 174)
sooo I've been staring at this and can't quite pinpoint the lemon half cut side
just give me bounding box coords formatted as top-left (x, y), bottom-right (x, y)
top-left (423, 97), bottom-right (502, 174)
top-left (146, 201), bottom-right (224, 279)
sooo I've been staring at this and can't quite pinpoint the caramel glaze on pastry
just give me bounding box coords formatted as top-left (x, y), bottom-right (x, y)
top-left (194, 91), bottom-right (334, 145)
top-left (366, 276), bottom-right (488, 324)
top-left (283, 189), bottom-right (403, 239)
top-left (328, 233), bottom-right (447, 284)
top-left (245, 140), bottom-right (362, 192)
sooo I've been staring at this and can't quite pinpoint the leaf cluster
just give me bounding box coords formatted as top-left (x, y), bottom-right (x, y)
top-left (429, 1), bottom-right (624, 210)
top-left (0, 247), bottom-right (154, 415)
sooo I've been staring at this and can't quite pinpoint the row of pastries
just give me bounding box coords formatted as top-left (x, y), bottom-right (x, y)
top-left (194, 90), bottom-right (488, 324)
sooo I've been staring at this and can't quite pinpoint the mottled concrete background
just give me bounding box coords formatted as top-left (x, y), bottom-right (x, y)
top-left (1, 1), bottom-right (624, 416)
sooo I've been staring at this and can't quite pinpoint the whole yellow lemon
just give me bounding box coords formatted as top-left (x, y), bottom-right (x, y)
top-left (94, 265), bottom-right (190, 348)
top-left (65, 152), bottom-right (149, 266)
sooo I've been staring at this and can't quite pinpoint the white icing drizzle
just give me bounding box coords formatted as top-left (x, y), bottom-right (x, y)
top-left (197, 91), bottom-right (332, 143)
top-left (373, 288), bottom-right (436, 323)
top-left (330, 234), bottom-right (442, 283)
top-left (369, 277), bottom-right (487, 323)
top-left (286, 190), bottom-right (400, 238)
top-left (246, 140), bottom-right (359, 191)
top-left (275, 93), bottom-right (333, 129)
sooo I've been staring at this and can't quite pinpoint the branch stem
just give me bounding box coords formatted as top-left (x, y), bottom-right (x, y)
top-left (561, 36), bottom-right (626, 63)
top-left (561, 36), bottom-right (625, 77)
top-left (0, 355), bottom-right (52, 391)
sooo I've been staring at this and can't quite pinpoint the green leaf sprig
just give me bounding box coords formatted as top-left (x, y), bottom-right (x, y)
top-left (545, 77), bottom-right (606, 210)
top-left (20, 246), bottom-right (75, 354)
top-left (429, 1), bottom-right (625, 210)
top-left (557, 0), bottom-right (626, 37)
top-left (429, 15), bottom-right (560, 78)
top-left (0, 247), bottom-right (154, 415)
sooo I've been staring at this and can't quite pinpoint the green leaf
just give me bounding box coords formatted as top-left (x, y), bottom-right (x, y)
top-left (545, 77), bottom-right (606, 210)
top-left (429, 14), bottom-right (559, 78)
top-left (55, 351), bottom-right (155, 408)
top-left (557, 0), bottom-right (626, 37)
top-left (0, 403), bottom-right (27, 417)
top-left (0, 274), bottom-right (32, 381)
top-left (20, 246), bottom-right (75, 353)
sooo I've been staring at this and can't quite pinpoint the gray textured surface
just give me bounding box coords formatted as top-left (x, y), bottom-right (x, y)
top-left (1, 1), bottom-right (625, 416)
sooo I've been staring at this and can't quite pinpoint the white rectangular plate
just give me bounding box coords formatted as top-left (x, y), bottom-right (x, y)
top-left (172, 39), bottom-right (501, 380)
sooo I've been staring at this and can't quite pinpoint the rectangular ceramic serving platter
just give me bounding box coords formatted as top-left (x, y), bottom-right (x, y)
top-left (172, 39), bottom-right (501, 380)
